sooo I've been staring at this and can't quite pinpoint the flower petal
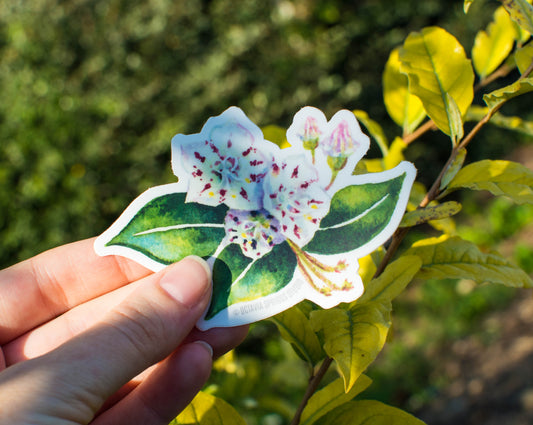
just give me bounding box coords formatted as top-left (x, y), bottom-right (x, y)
top-left (224, 209), bottom-right (285, 258)
top-left (263, 155), bottom-right (331, 247)
top-left (171, 107), bottom-right (278, 210)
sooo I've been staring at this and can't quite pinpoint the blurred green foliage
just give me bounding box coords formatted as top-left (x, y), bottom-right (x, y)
top-left (0, 0), bottom-right (496, 266)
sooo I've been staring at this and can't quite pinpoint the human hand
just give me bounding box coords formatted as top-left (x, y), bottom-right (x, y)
top-left (0, 238), bottom-right (248, 424)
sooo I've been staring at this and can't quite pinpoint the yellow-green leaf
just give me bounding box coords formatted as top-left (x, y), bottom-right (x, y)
top-left (317, 400), bottom-right (427, 425)
top-left (440, 148), bottom-right (467, 190)
top-left (501, 0), bottom-right (533, 34)
top-left (472, 6), bottom-right (516, 78)
top-left (466, 105), bottom-right (533, 136)
top-left (400, 201), bottom-right (462, 228)
top-left (262, 124), bottom-right (290, 149)
top-left (310, 303), bottom-right (391, 391)
top-left (484, 77), bottom-right (533, 109)
top-left (353, 110), bottom-right (389, 156)
top-left (399, 27), bottom-right (474, 136)
top-left (406, 235), bottom-right (533, 288)
top-left (384, 137), bottom-right (407, 170)
top-left (271, 305), bottom-right (325, 366)
top-left (383, 48), bottom-right (426, 134)
top-left (447, 159), bottom-right (533, 204)
top-left (515, 43), bottom-right (533, 74)
top-left (464, 0), bottom-right (476, 13)
top-left (357, 255), bottom-right (422, 304)
top-left (300, 375), bottom-right (373, 425)
top-left (172, 391), bottom-right (246, 425)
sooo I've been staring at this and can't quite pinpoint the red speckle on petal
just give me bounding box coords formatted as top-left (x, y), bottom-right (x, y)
top-left (220, 189), bottom-right (227, 197)
top-left (249, 159), bottom-right (263, 166)
top-left (210, 143), bottom-right (220, 154)
top-left (293, 224), bottom-right (301, 238)
top-left (272, 163), bottom-right (280, 176)
top-left (242, 147), bottom-right (252, 156)
top-left (194, 152), bottom-right (206, 163)
top-left (240, 187), bottom-right (249, 200)
top-left (228, 139), bottom-right (232, 148)
top-left (300, 181), bottom-right (309, 189)
top-left (201, 183), bottom-right (212, 193)
top-left (291, 166), bottom-right (299, 178)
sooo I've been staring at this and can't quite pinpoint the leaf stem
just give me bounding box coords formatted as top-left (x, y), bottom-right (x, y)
top-left (290, 357), bottom-right (334, 425)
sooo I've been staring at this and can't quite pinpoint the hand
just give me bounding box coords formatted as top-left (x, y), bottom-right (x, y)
top-left (0, 238), bottom-right (248, 424)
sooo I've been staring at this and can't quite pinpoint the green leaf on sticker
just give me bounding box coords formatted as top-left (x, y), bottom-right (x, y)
top-left (501, 0), bottom-right (533, 34)
top-left (317, 400), bottom-right (427, 425)
top-left (399, 26), bottom-right (474, 136)
top-left (472, 7), bottom-right (516, 78)
top-left (400, 201), bottom-right (462, 228)
top-left (206, 241), bottom-right (298, 320)
top-left (271, 304), bottom-right (325, 366)
top-left (483, 77), bottom-right (533, 110)
top-left (406, 235), bottom-right (533, 288)
top-left (300, 375), bottom-right (373, 425)
top-left (106, 192), bottom-right (227, 265)
top-left (172, 391), bottom-right (246, 425)
top-left (310, 302), bottom-right (391, 391)
top-left (304, 168), bottom-right (410, 255)
top-left (446, 159), bottom-right (533, 204)
top-left (382, 48), bottom-right (426, 135)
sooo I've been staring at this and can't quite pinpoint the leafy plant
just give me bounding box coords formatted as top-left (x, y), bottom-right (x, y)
top-left (172, 2), bottom-right (533, 424)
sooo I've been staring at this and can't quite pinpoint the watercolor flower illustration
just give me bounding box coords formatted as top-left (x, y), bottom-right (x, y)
top-left (94, 106), bottom-right (416, 330)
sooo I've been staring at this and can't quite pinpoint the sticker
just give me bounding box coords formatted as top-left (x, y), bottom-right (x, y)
top-left (94, 106), bottom-right (416, 330)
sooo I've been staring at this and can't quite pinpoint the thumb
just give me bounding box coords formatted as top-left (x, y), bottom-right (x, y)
top-left (45, 256), bottom-right (212, 418)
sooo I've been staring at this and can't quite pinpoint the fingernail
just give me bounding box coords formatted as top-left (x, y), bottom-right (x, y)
top-left (193, 340), bottom-right (214, 358)
top-left (160, 256), bottom-right (211, 308)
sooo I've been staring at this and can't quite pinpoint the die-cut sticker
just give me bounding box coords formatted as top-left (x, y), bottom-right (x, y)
top-left (94, 106), bottom-right (416, 330)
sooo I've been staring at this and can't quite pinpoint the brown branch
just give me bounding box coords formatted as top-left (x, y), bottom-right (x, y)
top-left (403, 120), bottom-right (437, 145)
top-left (290, 357), bottom-right (334, 425)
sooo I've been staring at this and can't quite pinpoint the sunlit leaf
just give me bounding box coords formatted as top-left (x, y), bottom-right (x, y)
top-left (440, 148), bottom-right (467, 190)
top-left (515, 43), bottom-right (533, 74)
top-left (472, 7), bottom-right (516, 78)
top-left (400, 201), bottom-right (462, 228)
top-left (383, 137), bottom-right (407, 170)
top-left (466, 106), bottom-right (533, 136)
top-left (382, 48), bottom-right (426, 134)
top-left (353, 109), bottom-right (389, 156)
top-left (271, 304), bottom-right (325, 366)
top-left (300, 375), bottom-right (373, 425)
top-left (172, 391), bottom-right (246, 425)
top-left (406, 235), bottom-right (533, 288)
top-left (501, 0), bottom-right (533, 34)
top-left (317, 400), bottom-right (426, 425)
top-left (357, 255), bottom-right (422, 304)
top-left (262, 124), bottom-right (290, 149)
top-left (483, 77), bottom-right (533, 109)
top-left (310, 302), bottom-right (391, 391)
top-left (399, 26), bottom-right (474, 136)
top-left (446, 159), bottom-right (533, 204)
top-left (464, 0), bottom-right (476, 13)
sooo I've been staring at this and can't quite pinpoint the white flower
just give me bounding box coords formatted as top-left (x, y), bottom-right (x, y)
top-left (224, 209), bottom-right (285, 258)
top-left (172, 107), bottom-right (276, 210)
top-left (262, 155), bottom-right (330, 247)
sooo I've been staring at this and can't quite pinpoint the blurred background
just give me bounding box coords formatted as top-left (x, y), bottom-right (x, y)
top-left (1, 1), bottom-right (532, 424)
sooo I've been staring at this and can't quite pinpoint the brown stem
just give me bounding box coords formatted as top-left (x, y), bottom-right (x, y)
top-left (474, 63), bottom-right (513, 91)
top-left (403, 120), bottom-right (437, 145)
top-left (290, 357), bottom-right (334, 425)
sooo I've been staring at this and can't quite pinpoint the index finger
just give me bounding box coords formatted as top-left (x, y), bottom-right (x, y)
top-left (0, 238), bottom-right (152, 344)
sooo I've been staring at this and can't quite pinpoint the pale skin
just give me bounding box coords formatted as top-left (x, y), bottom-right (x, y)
top-left (0, 238), bottom-right (248, 424)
